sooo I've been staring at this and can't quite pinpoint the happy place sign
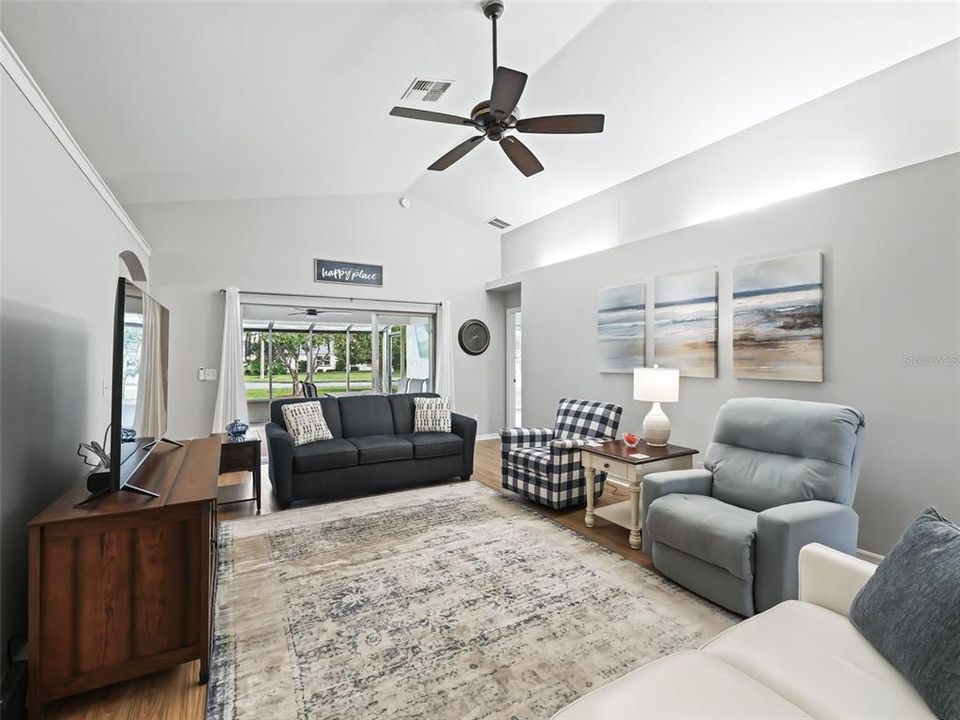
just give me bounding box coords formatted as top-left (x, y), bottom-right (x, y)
top-left (313, 259), bottom-right (383, 287)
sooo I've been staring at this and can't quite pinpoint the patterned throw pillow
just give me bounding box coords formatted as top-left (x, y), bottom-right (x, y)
top-left (414, 397), bottom-right (451, 433)
top-left (281, 401), bottom-right (333, 446)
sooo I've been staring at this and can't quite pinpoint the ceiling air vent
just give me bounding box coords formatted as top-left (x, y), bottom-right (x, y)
top-left (487, 217), bottom-right (511, 230)
top-left (400, 78), bottom-right (454, 103)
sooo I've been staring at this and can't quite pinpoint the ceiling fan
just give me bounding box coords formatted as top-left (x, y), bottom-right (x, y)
top-left (287, 308), bottom-right (339, 317)
top-left (389, 0), bottom-right (604, 177)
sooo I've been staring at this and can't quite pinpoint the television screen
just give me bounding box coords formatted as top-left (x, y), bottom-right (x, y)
top-left (110, 277), bottom-right (170, 491)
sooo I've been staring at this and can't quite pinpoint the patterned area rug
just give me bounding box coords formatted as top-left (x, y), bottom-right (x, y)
top-left (207, 481), bottom-right (735, 719)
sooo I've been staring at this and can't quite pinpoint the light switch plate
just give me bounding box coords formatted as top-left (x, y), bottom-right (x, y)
top-left (197, 367), bottom-right (205, 381)
top-left (204, 368), bottom-right (218, 381)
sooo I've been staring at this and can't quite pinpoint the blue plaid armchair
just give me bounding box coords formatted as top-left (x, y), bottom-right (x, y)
top-left (500, 398), bottom-right (623, 509)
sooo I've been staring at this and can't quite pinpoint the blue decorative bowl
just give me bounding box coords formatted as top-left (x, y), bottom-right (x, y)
top-left (226, 419), bottom-right (249, 438)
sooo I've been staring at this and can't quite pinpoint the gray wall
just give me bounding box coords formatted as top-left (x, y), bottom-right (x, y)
top-left (502, 39), bottom-right (959, 277)
top-left (128, 193), bottom-right (505, 438)
top-left (0, 71), bottom-right (149, 671)
top-left (511, 155), bottom-right (959, 554)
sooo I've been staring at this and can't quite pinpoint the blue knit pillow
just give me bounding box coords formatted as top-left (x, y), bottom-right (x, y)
top-left (850, 508), bottom-right (960, 719)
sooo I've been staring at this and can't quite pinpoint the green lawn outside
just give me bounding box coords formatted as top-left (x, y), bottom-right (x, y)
top-left (244, 371), bottom-right (372, 384)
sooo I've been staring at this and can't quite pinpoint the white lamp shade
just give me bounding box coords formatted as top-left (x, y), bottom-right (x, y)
top-left (634, 366), bottom-right (680, 403)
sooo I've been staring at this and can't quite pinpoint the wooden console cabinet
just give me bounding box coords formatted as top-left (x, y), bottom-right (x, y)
top-left (27, 438), bottom-right (221, 719)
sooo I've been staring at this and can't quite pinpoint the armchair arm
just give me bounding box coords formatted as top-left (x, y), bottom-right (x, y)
top-left (798, 543), bottom-right (876, 618)
top-left (641, 469), bottom-right (714, 554)
top-left (499, 427), bottom-right (554, 450)
top-left (550, 435), bottom-right (615, 450)
top-left (549, 438), bottom-right (586, 450)
top-left (451, 412), bottom-right (477, 478)
top-left (265, 422), bottom-right (295, 508)
top-left (755, 500), bottom-right (859, 613)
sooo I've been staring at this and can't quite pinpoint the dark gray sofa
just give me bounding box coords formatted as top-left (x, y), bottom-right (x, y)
top-left (265, 392), bottom-right (477, 508)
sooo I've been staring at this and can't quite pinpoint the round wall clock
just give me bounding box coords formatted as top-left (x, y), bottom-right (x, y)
top-left (458, 319), bottom-right (490, 356)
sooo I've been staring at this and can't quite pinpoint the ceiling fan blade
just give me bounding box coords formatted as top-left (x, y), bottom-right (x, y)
top-left (428, 136), bottom-right (485, 171)
top-left (389, 107), bottom-right (479, 127)
top-left (515, 114), bottom-right (605, 134)
top-left (490, 66), bottom-right (527, 120)
top-left (500, 136), bottom-right (543, 177)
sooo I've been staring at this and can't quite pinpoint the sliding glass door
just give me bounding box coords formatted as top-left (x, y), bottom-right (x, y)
top-left (373, 313), bottom-right (435, 394)
top-left (240, 302), bottom-right (435, 404)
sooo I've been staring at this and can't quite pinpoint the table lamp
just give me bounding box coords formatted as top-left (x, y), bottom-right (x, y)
top-left (633, 365), bottom-right (680, 446)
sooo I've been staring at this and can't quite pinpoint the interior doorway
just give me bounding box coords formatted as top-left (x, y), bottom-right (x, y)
top-left (505, 306), bottom-right (522, 427)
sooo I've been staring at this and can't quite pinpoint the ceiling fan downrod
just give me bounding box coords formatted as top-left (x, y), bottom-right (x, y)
top-left (482, 0), bottom-right (505, 81)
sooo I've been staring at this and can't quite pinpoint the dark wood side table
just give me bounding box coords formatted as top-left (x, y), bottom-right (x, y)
top-left (580, 439), bottom-right (698, 550)
top-left (214, 430), bottom-right (262, 513)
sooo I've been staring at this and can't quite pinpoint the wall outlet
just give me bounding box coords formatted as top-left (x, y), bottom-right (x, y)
top-left (204, 368), bottom-right (218, 381)
top-left (197, 367), bottom-right (205, 381)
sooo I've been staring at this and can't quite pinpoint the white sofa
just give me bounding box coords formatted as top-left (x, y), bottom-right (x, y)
top-left (553, 544), bottom-right (935, 719)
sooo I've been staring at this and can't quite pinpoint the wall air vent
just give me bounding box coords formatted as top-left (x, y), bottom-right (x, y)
top-left (487, 217), bottom-right (511, 230)
top-left (400, 78), bottom-right (454, 103)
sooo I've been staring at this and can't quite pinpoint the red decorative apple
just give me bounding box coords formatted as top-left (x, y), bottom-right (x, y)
top-left (623, 433), bottom-right (640, 448)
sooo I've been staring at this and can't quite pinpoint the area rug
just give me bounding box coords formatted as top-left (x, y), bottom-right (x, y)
top-left (206, 481), bottom-right (736, 720)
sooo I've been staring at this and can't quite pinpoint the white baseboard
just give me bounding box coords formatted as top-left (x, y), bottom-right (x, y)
top-left (856, 548), bottom-right (884, 564)
top-left (477, 433), bottom-right (499, 441)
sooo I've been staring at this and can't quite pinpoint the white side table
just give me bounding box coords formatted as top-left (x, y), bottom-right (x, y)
top-left (581, 440), bottom-right (698, 550)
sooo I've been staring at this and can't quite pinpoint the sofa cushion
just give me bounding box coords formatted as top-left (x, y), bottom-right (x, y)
top-left (348, 435), bottom-right (414, 464)
top-left (551, 650), bottom-right (812, 720)
top-left (388, 392), bottom-right (440, 434)
top-left (339, 395), bottom-right (394, 437)
top-left (398, 432), bottom-right (463, 459)
top-left (704, 600), bottom-right (936, 720)
top-left (647, 494), bottom-right (757, 580)
top-left (292, 439), bottom-right (358, 473)
top-left (705, 398), bottom-right (865, 511)
top-left (849, 508), bottom-right (960, 720)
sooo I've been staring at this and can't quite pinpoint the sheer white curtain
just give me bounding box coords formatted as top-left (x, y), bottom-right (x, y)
top-left (435, 300), bottom-right (456, 409)
top-left (134, 293), bottom-right (167, 437)
top-left (212, 287), bottom-right (248, 432)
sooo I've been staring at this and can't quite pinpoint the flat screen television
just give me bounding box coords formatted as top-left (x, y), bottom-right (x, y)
top-left (104, 277), bottom-right (175, 498)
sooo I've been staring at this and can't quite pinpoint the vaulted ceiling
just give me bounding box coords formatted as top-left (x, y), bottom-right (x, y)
top-left (2, 1), bottom-right (957, 230)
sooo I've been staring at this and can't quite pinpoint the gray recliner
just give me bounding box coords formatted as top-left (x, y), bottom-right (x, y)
top-left (642, 398), bottom-right (866, 617)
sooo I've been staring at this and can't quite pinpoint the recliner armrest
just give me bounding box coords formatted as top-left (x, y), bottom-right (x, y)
top-left (755, 500), bottom-right (859, 613)
top-left (641, 469), bottom-right (714, 554)
top-left (798, 543), bottom-right (877, 617)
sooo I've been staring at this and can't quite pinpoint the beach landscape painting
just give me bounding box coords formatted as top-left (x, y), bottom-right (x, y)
top-left (598, 282), bottom-right (645, 373)
top-left (654, 269), bottom-right (718, 378)
top-left (733, 252), bottom-right (823, 382)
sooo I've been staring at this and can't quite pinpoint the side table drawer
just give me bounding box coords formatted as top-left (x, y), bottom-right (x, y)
top-left (219, 445), bottom-right (259, 474)
top-left (586, 455), bottom-right (632, 478)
